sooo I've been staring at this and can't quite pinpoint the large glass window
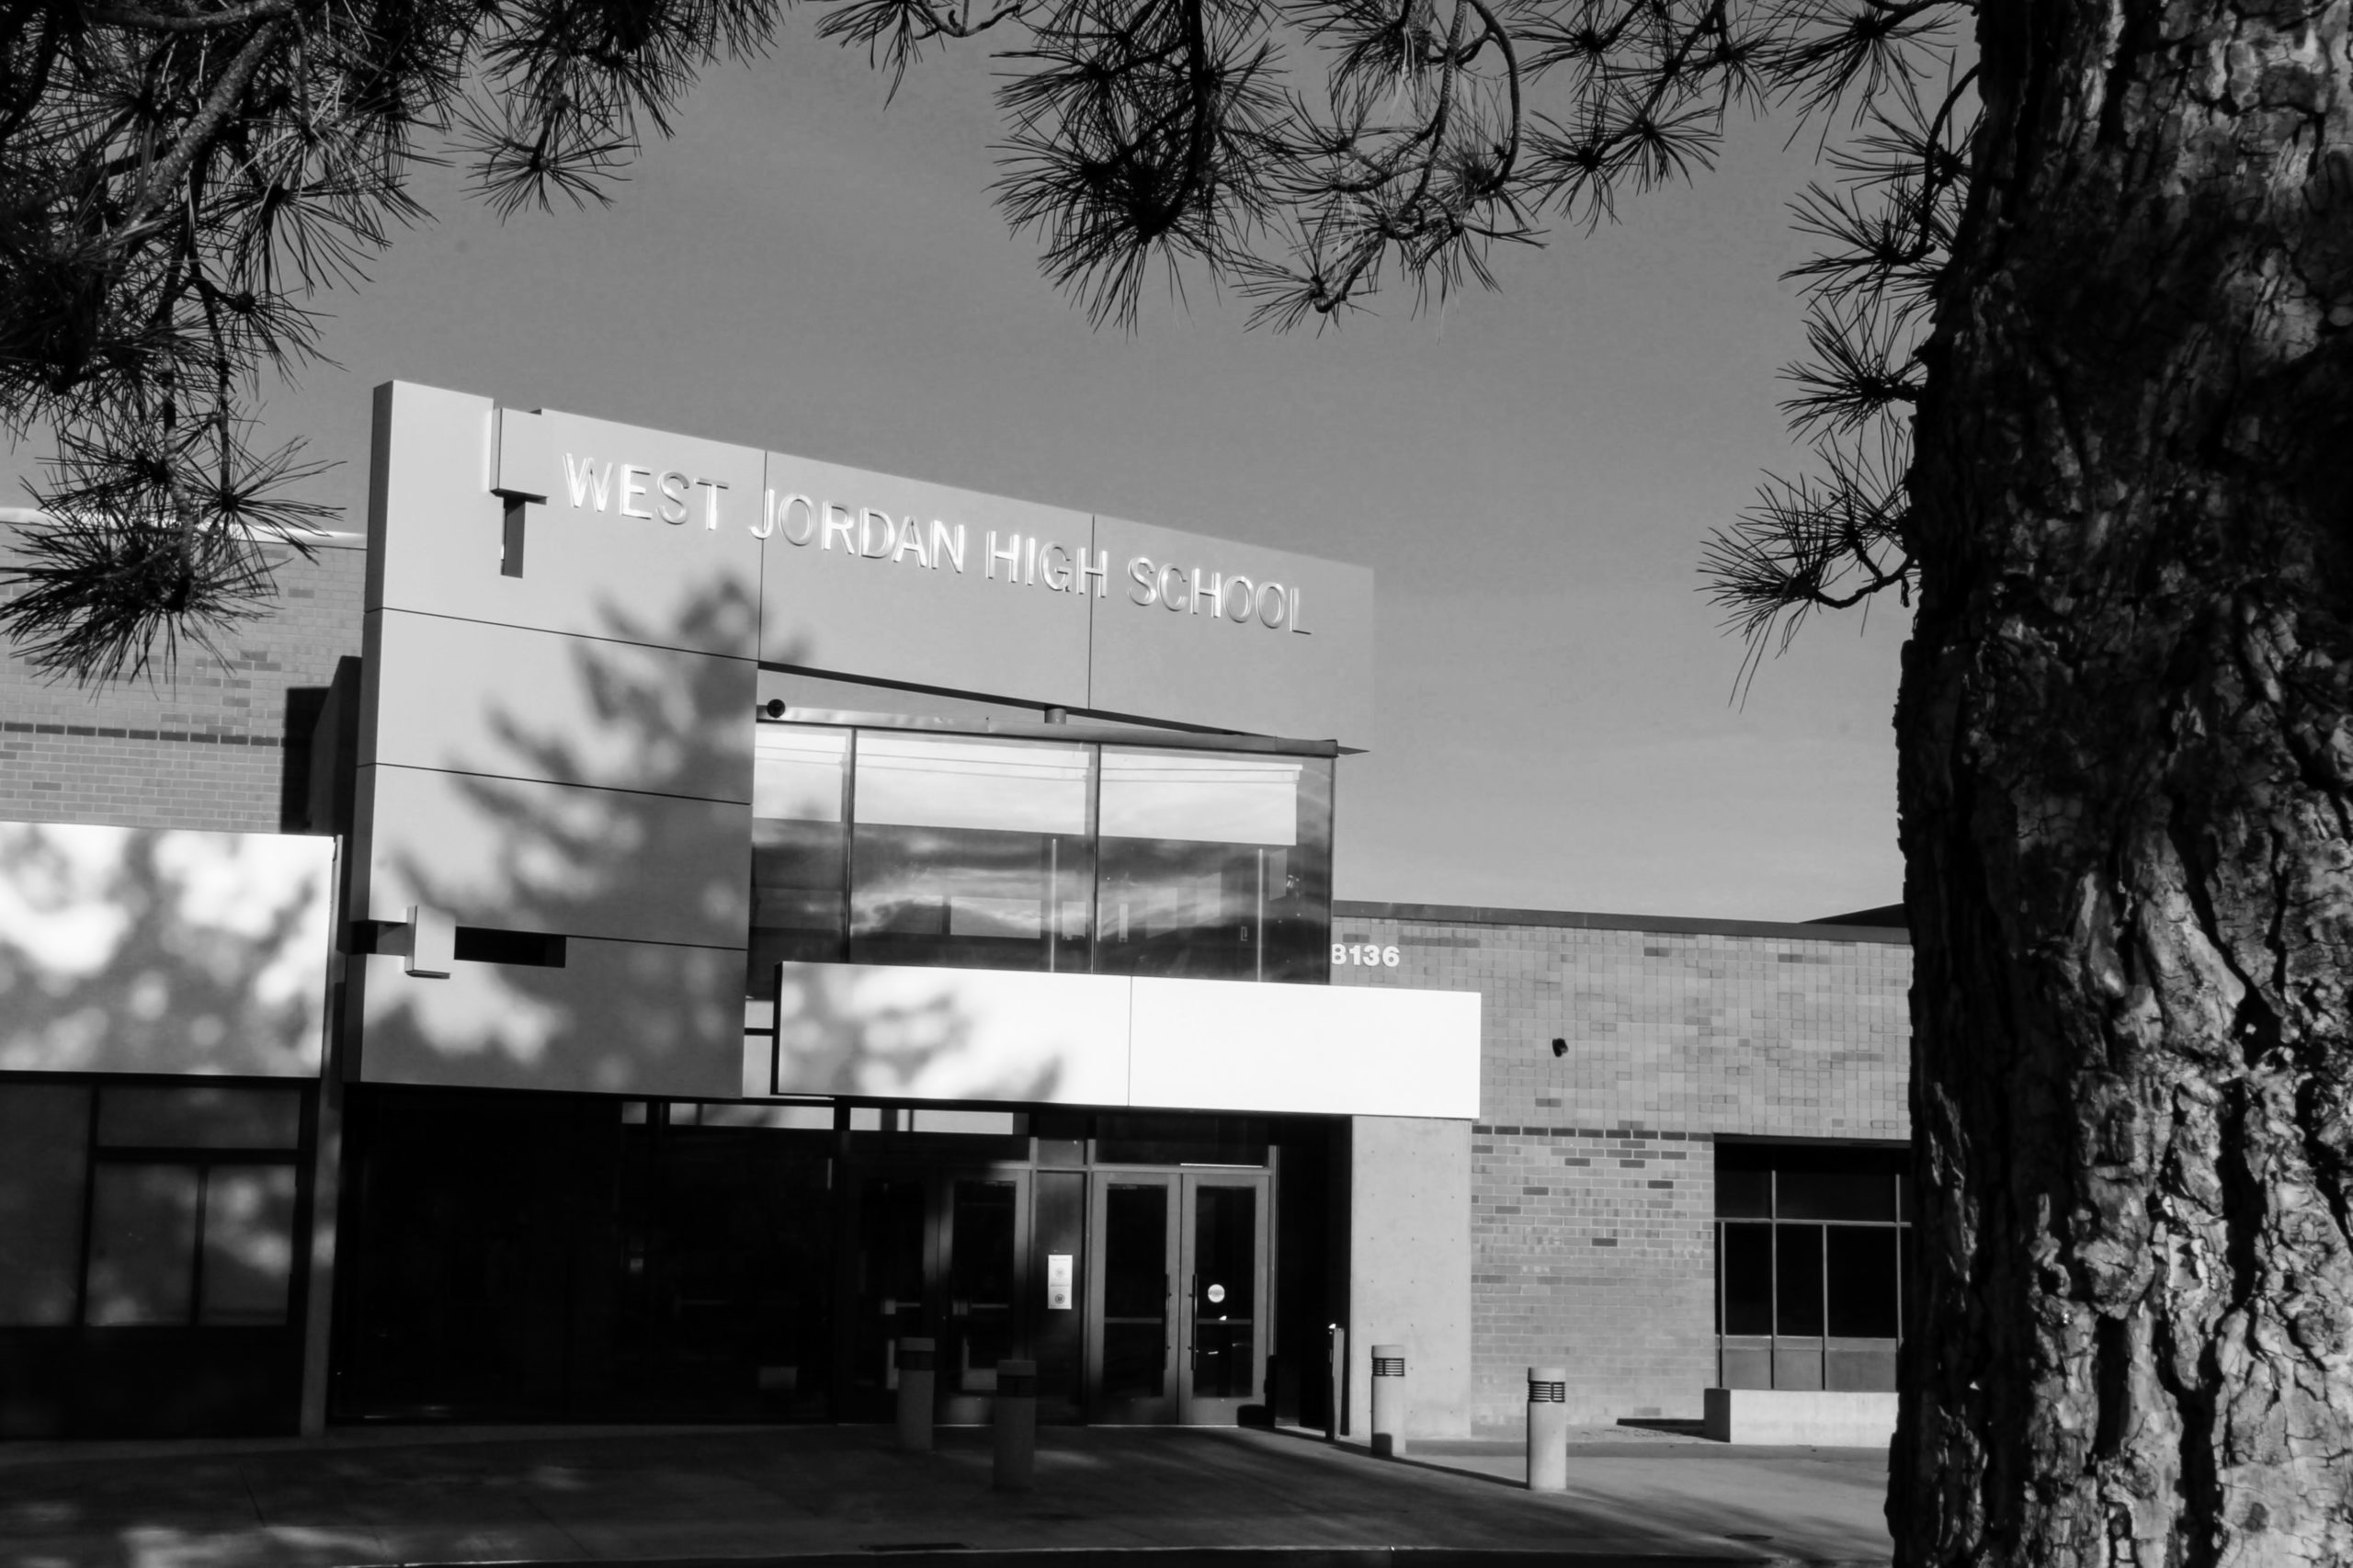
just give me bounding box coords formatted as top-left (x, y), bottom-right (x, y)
top-left (0, 1081), bottom-right (307, 1332)
top-left (1714, 1142), bottom-right (1910, 1392)
top-left (1095, 750), bottom-right (1332, 982)
top-left (851, 734), bottom-right (1094, 972)
top-left (748, 722), bottom-right (1335, 989)
top-left (749, 726), bottom-right (850, 979)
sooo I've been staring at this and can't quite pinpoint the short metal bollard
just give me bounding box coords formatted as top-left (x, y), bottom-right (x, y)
top-left (1526, 1367), bottom-right (1568, 1492)
top-left (1370, 1344), bottom-right (1407, 1458)
top-left (995, 1358), bottom-right (1038, 1491)
top-left (896, 1336), bottom-right (935, 1452)
top-left (1324, 1324), bottom-right (1347, 1442)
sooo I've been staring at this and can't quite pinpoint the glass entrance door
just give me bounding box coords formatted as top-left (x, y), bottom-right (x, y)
top-left (1180, 1176), bottom-right (1267, 1425)
top-left (1084, 1172), bottom-right (1268, 1424)
top-left (1086, 1176), bottom-right (1176, 1423)
top-left (940, 1175), bottom-right (1024, 1425)
top-left (843, 1165), bottom-right (1029, 1424)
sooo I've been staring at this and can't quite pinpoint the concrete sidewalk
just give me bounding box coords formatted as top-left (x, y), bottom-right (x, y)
top-left (0, 1425), bottom-right (1893, 1568)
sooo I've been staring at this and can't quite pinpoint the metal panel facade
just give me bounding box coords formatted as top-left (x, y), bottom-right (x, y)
top-left (758, 451), bottom-right (1095, 708)
top-left (1086, 514), bottom-right (1376, 746)
top-left (350, 381), bottom-right (1383, 1099)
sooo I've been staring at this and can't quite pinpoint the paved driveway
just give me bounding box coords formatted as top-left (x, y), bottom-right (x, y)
top-left (0, 1425), bottom-right (1892, 1568)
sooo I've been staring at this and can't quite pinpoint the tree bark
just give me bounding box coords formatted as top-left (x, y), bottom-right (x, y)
top-left (1891, 0), bottom-right (2353, 1559)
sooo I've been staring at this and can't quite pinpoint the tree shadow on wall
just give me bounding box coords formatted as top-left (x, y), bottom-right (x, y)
top-left (0, 823), bottom-right (332, 1075)
top-left (362, 580), bottom-right (1061, 1105)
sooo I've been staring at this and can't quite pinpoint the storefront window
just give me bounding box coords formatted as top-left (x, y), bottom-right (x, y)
top-left (1095, 750), bottom-right (1331, 982)
top-left (750, 726), bottom-right (850, 985)
top-left (1714, 1142), bottom-right (1911, 1393)
top-left (748, 722), bottom-right (1335, 990)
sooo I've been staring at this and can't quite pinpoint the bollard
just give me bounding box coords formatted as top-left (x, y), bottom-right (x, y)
top-left (1370, 1344), bottom-right (1407, 1457)
top-left (1526, 1367), bottom-right (1568, 1492)
top-left (994, 1358), bottom-right (1037, 1491)
top-left (896, 1336), bottom-right (935, 1452)
top-left (1324, 1324), bottom-right (1347, 1442)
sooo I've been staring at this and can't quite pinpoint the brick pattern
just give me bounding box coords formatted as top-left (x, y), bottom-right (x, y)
top-left (0, 531), bottom-right (366, 831)
top-left (1332, 910), bottom-right (1912, 1428)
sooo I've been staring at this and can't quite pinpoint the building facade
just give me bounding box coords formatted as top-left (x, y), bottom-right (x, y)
top-left (1330, 903), bottom-right (1911, 1427)
top-left (0, 381), bottom-right (1910, 1442)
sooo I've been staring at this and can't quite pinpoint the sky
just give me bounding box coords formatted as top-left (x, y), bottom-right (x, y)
top-left (6, 25), bottom-right (1911, 923)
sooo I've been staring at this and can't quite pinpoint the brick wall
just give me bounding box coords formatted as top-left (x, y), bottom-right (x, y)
top-left (1331, 902), bottom-right (1912, 1428)
top-left (0, 528), bottom-right (366, 832)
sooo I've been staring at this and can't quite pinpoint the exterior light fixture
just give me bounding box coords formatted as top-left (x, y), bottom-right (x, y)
top-left (1551, 1038), bottom-right (1567, 1057)
top-left (765, 699), bottom-right (786, 718)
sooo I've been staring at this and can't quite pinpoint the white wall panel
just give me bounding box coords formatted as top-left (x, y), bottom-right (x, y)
top-left (354, 942), bottom-right (743, 1097)
top-left (767, 962), bottom-right (1131, 1105)
top-left (1128, 979), bottom-right (1479, 1119)
top-left (754, 960), bottom-right (1478, 1119)
top-left (0, 822), bottom-right (334, 1077)
top-left (360, 764), bottom-right (749, 948)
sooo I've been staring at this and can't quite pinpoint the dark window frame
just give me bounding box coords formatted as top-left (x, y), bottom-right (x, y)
top-left (1713, 1142), bottom-right (1910, 1392)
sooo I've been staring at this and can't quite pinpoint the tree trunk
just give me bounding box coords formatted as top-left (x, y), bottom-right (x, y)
top-left (1889, 0), bottom-right (2353, 1559)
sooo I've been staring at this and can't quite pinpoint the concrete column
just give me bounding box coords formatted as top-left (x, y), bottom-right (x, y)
top-left (1346, 1116), bottom-right (1472, 1438)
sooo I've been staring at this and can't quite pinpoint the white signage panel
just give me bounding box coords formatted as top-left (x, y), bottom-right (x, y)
top-left (0, 822), bottom-right (334, 1077)
top-left (752, 960), bottom-right (1479, 1120)
top-left (1127, 978), bottom-right (1479, 1119)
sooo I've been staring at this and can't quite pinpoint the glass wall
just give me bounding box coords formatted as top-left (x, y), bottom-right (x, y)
top-left (1714, 1141), bottom-right (1912, 1392)
top-left (748, 722), bottom-right (1334, 991)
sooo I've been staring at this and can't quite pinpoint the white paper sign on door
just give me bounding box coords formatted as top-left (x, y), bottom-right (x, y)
top-left (1047, 1253), bottom-right (1074, 1310)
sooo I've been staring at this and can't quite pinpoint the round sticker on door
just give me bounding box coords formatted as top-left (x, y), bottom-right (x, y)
top-left (1207, 1283), bottom-right (1226, 1304)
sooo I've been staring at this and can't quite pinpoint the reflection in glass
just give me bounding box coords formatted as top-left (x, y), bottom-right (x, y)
top-left (851, 734), bottom-right (1093, 972)
top-left (745, 723), bottom-right (1336, 991)
top-left (199, 1165), bottom-right (298, 1324)
top-left (86, 1164), bottom-right (199, 1324)
top-left (1102, 1183), bottom-right (1168, 1398)
top-left (1096, 751), bottom-right (1333, 982)
top-left (750, 727), bottom-right (850, 986)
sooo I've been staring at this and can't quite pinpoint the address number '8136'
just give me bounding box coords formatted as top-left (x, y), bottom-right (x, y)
top-left (1334, 943), bottom-right (1401, 968)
